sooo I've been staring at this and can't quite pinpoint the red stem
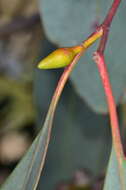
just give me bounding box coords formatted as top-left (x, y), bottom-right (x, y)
top-left (94, 0), bottom-right (124, 165)
top-left (93, 52), bottom-right (124, 162)
top-left (102, 0), bottom-right (121, 27)
top-left (98, 0), bottom-right (121, 53)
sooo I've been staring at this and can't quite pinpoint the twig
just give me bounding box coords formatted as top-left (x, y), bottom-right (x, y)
top-left (93, 52), bottom-right (124, 161)
top-left (95, 0), bottom-right (124, 160)
top-left (93, 0), bottom-right (124, 187)
top-left (98, 0), bottom-right (121, 53)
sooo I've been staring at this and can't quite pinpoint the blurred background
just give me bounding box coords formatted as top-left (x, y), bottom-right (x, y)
top-left (0, 0), bottom-right (126, 189)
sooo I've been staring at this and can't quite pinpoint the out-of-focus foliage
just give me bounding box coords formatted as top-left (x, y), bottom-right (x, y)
top-left (0, 131), bottom-right (31, 164)
top-left (0, 77), bottom-right (35, 132)
top-left (0, 0), bottom-right (43, 185)
top-left (1, 97), bottom-right (57, 190)
top-left (56, 169), bottom-right (104, 190)
top-left (39, 0), bottom-right (126, 113)
top-left (0, 0), bottom-right (42, 131)
top-left (0, 0), bottom-right (38, 21)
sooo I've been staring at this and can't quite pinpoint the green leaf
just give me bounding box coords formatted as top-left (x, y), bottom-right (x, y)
top-left (103, 147), bottom-right (126, 190)
top-left (1, 92), bottom-right (56, 190)
top-left (39, 0), bottom-right (126, 113)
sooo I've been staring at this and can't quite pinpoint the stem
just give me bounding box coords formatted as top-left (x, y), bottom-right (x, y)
top-left (102, 0), bottom-right (121, 27)
top-left (98, 0), bottom-right (121, 53)
top-left (93, 0), bottom-right (125, 187)
top-left (52, 51), bottom-right (84, 111)
top-left (94, 52), bottom-right (124, 160)
top-left (93, 0), bottom-right (124, 167)
top-left (82, 27), bottom-right (103, 48)
top-left (93, 52), bottom-right (125, 189)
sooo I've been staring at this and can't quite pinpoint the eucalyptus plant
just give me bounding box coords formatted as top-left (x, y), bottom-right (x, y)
top-left (1, 0), bottom-right (126, 190)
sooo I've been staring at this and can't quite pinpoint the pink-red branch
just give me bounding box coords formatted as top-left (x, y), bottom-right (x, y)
top-left (98, 0), bottom-right (121, 53)
top-left (93, 0), bottom-right (125, 184)
top-left (93, 52), bottom-right (124, 161)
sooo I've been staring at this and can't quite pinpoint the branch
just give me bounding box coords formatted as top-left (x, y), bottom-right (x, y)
top-left (98, 0), bottom-right (121, 53)
top-left (93, 0), bottom-right (124, 185)
top-left (93, 52), bottom-right (124, 161)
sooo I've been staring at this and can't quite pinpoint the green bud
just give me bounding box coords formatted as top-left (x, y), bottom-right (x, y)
top-left (38, 46), bottom-right (83, 69)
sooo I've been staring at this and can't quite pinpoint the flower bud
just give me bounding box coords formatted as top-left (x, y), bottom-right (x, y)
top-left (38, 45), bottom-right (83, 69)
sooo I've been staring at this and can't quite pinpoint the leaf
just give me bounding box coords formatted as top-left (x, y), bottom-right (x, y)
top-left (103, 147), bottom-right (126, 190)
top-left (39, 0), bottom-right (126, 113)
top-left (1, 101), bottom-right (55, 190)
top-left (40, 0), bottom-right (107, 46)
top-left (0, 76), bottom-right (35, 131)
